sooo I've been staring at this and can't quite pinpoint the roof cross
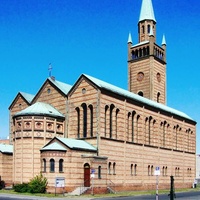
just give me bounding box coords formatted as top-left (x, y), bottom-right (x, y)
top-left (48, 63), bottom-right (53, 77)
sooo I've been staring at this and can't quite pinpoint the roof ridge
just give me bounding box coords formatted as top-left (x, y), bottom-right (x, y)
top-left (83, 74), bottom-right (194, 121)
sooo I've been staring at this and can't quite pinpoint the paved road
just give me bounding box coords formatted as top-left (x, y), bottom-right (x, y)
top-left (0, 191), bottom-right (200, 200)
top-left (0, 193), bottom-right (91, 200)
top-left (95, 191), bottom-right (200, 200)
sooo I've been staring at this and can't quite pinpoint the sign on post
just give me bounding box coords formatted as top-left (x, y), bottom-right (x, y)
top-left (55, 177), bottom-right (65, 188)
top-left (154, 166), bottom-right (160, 176)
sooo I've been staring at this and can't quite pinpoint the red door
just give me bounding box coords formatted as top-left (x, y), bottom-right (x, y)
top-left (84, 164), bottom-right (90, 187)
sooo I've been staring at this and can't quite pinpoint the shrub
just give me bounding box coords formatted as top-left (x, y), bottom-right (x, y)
top-left (0, 180), bottom-right (5, 190)
top-left (13, 183), bottom-right (29, 193)
top-left (28, 173), bottom-right (48, 193)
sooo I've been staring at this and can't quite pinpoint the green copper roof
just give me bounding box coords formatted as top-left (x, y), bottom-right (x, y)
top-left (42, 142), bottom-right (66, 151)
top-left (139, 0), bottom-right (156, 22)
top-left (162, 34), bottom-right (167, 45)
top-left (58, 137), bottom-right (97, 151)
top-left (0, 143), bottom-right (13, 154)
top-left (48, 77), bottom-right (72, 95)
top-left (41, 137), bottom-right (97, 152)
top-left (13, 102), bottom-right (65, 118)
top-left (19, 92), bottom-right (34, 103)
top-left (83, 74), bottom-right (194, 122)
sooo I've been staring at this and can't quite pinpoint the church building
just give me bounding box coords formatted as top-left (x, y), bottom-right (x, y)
top-left (1, 0), bottom-right (196, 194)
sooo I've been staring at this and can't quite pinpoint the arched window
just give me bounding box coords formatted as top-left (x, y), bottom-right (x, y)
top-left (147, 46), bottom-right (150, 55)
top-left (148, 165), bottom-right (150, 176)
top-left (115, 109), bottom-right (120, 139)
top-left (113, 162), bottom-right (116, 175)
top-left (136, 115), bottom-right (140, 143)
top-left (59, 159), bottom-right (64, 172)
top-left (108, 162), bottom-right (111, 174)
top-left (162, 166), bottom-right (165, 176)
top-left (131, 164), bottom-right (133, 175)
top-left (43, 159), bottom-right (46, 172)
top-left (132, 111), bottom-right (136, 142)
top-left (143, 47), bottom-right (146, 56)
top-left (142, 25), bottom-right (145, 34)
top-left (147, 24), bottom-right (151, 33)
top-left (105, 105), bottom-right (109, 137)
top-left (132, 51), bottom-right (135, 59)
top-left (157, 92), bottom-right (160, 103)
top-left (89, 105), bottom-right (93, 137)
top-left (138, 91), bottom-right (143, 97)
top-left (75, 107), bottom-right (80, 138)
top-left (110, 104), bottom-right (115, 138)
top-left (134, 164), bottom-right (137, 176)
top-left (135, 49), bottom-right (138, 58)
top-left (139, 48), bottom-right (142, 57)
top-left (151, 165), bottom-right (154, 176)
top-left (50, 159), bottom-right (55, 172)
top-left (81, 103), bottom-right (87, 138)
top-left (165, 167), bottom-right (167, 176)
top-left (127, 112), bottom-right (131, 141)
top-left (98, 166), bottom-right (101, 179)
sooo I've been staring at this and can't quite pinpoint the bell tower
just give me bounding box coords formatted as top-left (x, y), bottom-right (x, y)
top-left (128, 0), bottom-right (167, 104)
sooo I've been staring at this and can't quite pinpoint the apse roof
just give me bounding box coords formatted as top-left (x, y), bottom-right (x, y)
top-left (0, 143), bottom-right (13, 154)
top-left (83, 74), bottom-right (194, 122)
top-left (13, 102), bottom-right (65, 118)
top-left (139, 0), bottom-right (156, 22)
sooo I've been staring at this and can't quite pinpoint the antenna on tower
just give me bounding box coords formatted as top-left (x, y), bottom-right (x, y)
top-left (48, 63), bottom-right (53, 77)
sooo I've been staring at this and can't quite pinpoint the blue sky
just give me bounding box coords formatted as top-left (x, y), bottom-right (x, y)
top-left (0, 0), bottom-right (200, 153)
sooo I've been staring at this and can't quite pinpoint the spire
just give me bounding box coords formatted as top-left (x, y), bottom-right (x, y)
top-left (139, 0), bottom-right (156, 22)
top-left (162, 34), bottom-right (166, 45)
top-left (127, 32), bottom-right (132, 43)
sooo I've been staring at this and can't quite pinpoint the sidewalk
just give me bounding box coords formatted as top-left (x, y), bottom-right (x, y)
top-left (0, 193), bottom-right (93, 200)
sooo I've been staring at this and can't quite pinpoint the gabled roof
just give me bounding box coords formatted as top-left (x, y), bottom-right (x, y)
top-left (41, 137), bottom-right (97, 152)
top-left (19, 92), bottom-right (35, 103)
top-left (139, 0), bottom-right (156, 22)
top-left (9, 92), bottom-right (34, 109)
top-left (0, 143), bottom-right (13, 154)
top-left (31, 77), bottom-right (72, 103)
top-left (82, 74), bottom-right (194, 122)
top-left (42, 142), bottom-right (67, 151)
top-left (47, 77), bottom-right (72, 95)
top-left (13, 102), bottom-right (65, 119)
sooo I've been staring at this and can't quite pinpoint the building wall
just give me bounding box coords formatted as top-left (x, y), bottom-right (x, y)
top-left (67, 77), bottom-right (196, 191)
top-left (196, 154), bottom-right (200, 179)
top-left (33, 81), bottom-right (67, 115)
top-left (0, 153), bottom-right (13, 186)
top-left (13, 115), bottom-right (65, 184)
top-left (9, 95), bottom-right (30, 144)
top-left (41, 147), bottom-right (107, 193)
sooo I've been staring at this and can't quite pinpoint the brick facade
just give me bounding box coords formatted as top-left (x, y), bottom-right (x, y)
top-left (1, 0), bottom-right (196, 194)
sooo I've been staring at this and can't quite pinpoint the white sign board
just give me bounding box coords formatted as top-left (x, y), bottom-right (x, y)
top-left (55, 177), bottom-right (65, 188)
top-left (154, 166), bottom-right (160, 176)
top-left (91, 174), bottom-right (95, 178)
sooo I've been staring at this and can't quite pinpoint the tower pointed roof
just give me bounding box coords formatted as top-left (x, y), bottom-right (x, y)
top-left (127, 32), bottom-right (132, 43)
top-left (139, 0), bottom-right (156, 22)
top-left (162, 34), bottom-right (166, 45)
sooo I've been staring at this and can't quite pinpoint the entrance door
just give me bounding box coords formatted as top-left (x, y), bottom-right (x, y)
top-left (84, 163), bottom-right (90, 187)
